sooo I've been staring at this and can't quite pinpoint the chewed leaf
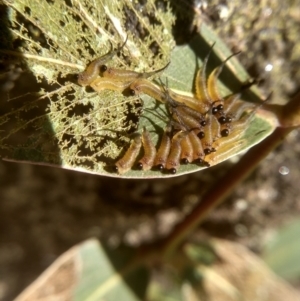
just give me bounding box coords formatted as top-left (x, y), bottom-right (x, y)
top-left (0, 0), bottom-right (173, 174)
top-left (0, 1), bottom-right (277, 178)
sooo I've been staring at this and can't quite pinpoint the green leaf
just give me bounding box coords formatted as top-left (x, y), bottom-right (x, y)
top-left (13, 239), bottom-right (149, 301)
top-left (180, 239), bottom-right (300, 301)
top-left (263, 219), bottom-right (300, 282)
top-left (147, 282), bottom-right (182, 301)
top-left (75, 241), bottom-right (149, 301)
top-left (1, 1), bottom-right (277, 178)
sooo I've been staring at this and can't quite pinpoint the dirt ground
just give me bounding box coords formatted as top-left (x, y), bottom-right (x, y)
top-left (1, 1), bottom-right (300, 300)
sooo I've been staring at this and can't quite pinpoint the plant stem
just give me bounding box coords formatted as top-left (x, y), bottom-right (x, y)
top-left (159, 107), bottom-right (299, 257)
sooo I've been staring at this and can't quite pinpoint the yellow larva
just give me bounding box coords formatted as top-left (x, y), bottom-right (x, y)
top-left (153, 125), bottom-right (172, 170)
top-left (101, 63), bottom-right (169, 82)
top-left (207, 52), bottom-right (240, 102)
top-left (165, 131), bottom-right (186, 174)
top-left (129, 79), bottom-right (166, 103)
top-left (90, 77), bottom-right (132, 93)
top-left (180, 133), bottom-right (194, 164)
top-left (188, 130), bottom-right (206, 163)
top-left (114, 133), bottom-right (142, 174)
top-left (78, 37), bottom-right (127, 86)
top-left (77, 38), bottom-right (262, 175)
top-left (137, 128), bottom-right (157, 171)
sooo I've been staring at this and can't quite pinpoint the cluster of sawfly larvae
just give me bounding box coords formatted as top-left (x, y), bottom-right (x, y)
top-left (77, 38), bottom-right (259, 175)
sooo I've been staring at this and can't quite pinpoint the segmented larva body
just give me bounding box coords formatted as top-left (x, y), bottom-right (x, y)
top-left (129, 79), bottom-right (166, 103)
top-left (153, 125), bottom-right (172, 170)
top-left (113, 57), bottom-right (258, 173)
top-left (114, 133), bottom-right (142, 175)
top-left (180, 133), bottom-right (193, 164)
top-left (165, 131), bottom-right (186, 174)
top-left (89, 65), bottom-right (169, 94)
top-left (90, 77), bottom-right (132, 93)
top-left (78, 37), bottom-right (127, 86)
top-left (137, 127), bottom-right (157, 171)
top-left (188, 130), bottom-right (206, 163)
top-left (176, 105), bottom-right (207, 126)
top-left (168, 89), bottom-right (209, 114)
top-left (78, 38), bottom-right (260, 175)
top-left (101, 63), bottom-right (169, 81)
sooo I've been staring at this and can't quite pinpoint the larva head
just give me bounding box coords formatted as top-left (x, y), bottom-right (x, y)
top-left (156, 164), bottom-right (164, 171)
top-left (211, 104), bottom-right (224, 117)
top-left (197, 131), bottom-right (205, 139)
top-left (203, 161), bottom-right (210, 167)
top-left (114, 133), bottom-right (142, 174)
top-left (204, 148), bottom-right (211, 155)
top-left (218, 116), bottom-right (227, 124)
top-left (169, 168), bottom-right (177, 174)
top-left (221, 129), bottom-right (229, 137)
top-left (112, 165), bottom-right (119, 173)
top-left (77, 72), bottom-right (91, 86)
top-left (226, 116), bottom-right (233, 123)
top-left (102, 67), bottom-right (114, 77)
top-left (216, 104), bottom-right (224, 111)
top-left (129, 88), bottom-right (137, 96)
top-left (100, 65), bottom-right (108, 73)
top-left (137, 127), bottom-right (157, 171)
top-left (197, 158), bottom-right (204, 164)
top-left (212, 107), bottom-right (219, 114)
top-left (181, 158), bottom-right (189, 164)
top-left (137, 162), bottom-right (143, 170)
top-left (129, 81), bottom-right (141, 96)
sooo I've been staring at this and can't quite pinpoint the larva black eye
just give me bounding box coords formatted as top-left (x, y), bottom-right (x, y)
top-left (100, 65), bottom-right (107, 72)
top-left (212, 107), bottom-right (218, 114)
top-left (137, 162), bottom-right (143, 170)
top-left (217, 104), bottom-right (224, 111)
top-left (200, 121), bottom-right (207, 127)
top-left (197, 158), bottom-right (203, 164)
top-left (197, 132), bottom-right (205, 139)
top-left (130, 89), bottom-right (136, 96)
top-left (170, 168), bottom-right (177, 174)
top-left (203, 161), bottom-right (210, 167)
top-left (112, 165), bottom-right (118, 172)
top-left (181, 158), bottom-right (189, 164)
top-left (204, 148), bottom-right (211, 155)
top-left (218, 116), bottom-right (227, 124)
top-left (157, 164), bottom-right (164, 170)
top-left (221, 129), bottom-right (229, 137)
top-left (226, 117), bottom-right (232, 123)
